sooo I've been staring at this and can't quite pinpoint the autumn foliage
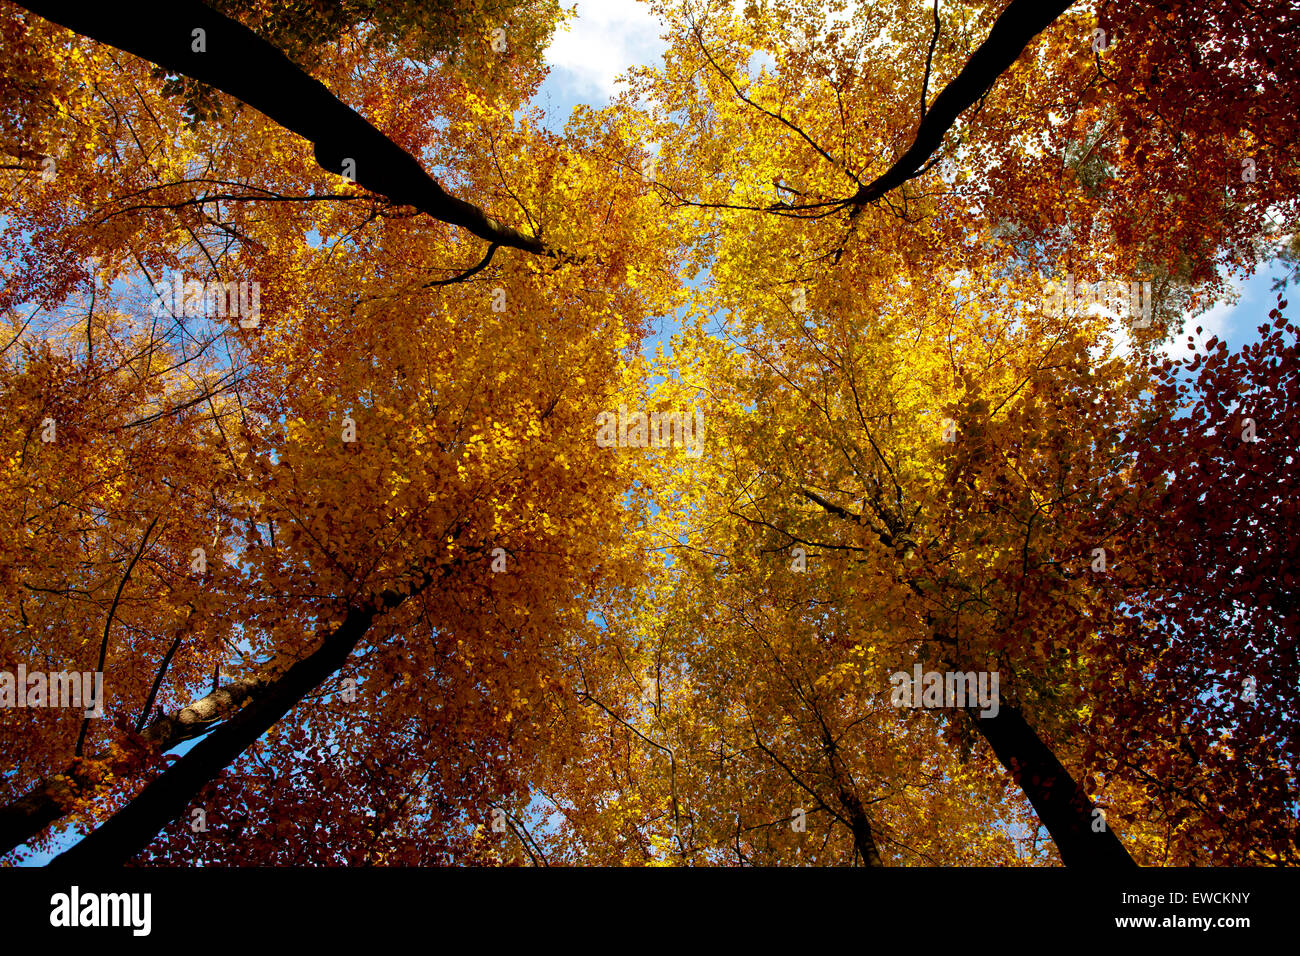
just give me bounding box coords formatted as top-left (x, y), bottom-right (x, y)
top-left (0, 0), bottom-right (1296, 866)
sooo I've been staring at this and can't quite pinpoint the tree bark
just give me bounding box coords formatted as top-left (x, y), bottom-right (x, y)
top-left (800, 495), bottom-right (1133, 866)
top-left (851, 0), bottom-right (1076, 206)
top-left (838, 787), bottom-right (884, 866)
top-left (15, 0), bottom-right (551, 255)
top-left (969, 704), bottom-right (1137, 867)
top-left (0, 671), bottom-right (270, 857)
top-left (50, 591), bottom-right (409, 866)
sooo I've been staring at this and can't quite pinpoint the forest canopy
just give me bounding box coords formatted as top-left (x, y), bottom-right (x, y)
top-left (0, 0), bottom-right (1296, 866)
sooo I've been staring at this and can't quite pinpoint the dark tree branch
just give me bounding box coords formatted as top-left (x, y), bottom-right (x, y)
top-left (849, 0), bottom-right (1076, 208)
top-left (75, 515), bottom-right (160, 757)
top-left (920, 0), bottom-right (942, 121)
top-left (134, 610), bottom-right (192, 733)
top-left (688, 17), bottom-right (857, 184)
top-left (17, 0), bottom-right (557, 257)
top-left (0, 668), bottom-right (269, 857)
top-left (423, 242), bottom-right (500, 287)
top-left (49, 581), bottom-right (427, 867)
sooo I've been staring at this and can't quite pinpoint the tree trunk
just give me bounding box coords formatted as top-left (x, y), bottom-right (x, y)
top-left (16, 0), bottom-right (550, 255)
top-left (969, 704), bottom-right (1137, 867)
top-left (839, 787), bottom-right (884, 866)
top-left (0, 672), bottom-right (268, 857)
top-left (49, 591), bottom-right (408, 866)
top-left (852, 0), bottom-right (1075, 205)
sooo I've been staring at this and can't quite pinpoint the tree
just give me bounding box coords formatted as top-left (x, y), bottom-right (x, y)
top-left (0, 0), bottom-right (677, 863)
top-left (575, 0), bottom-right (1296, 865)
top-left (1, 0), bottom-right (1296, 866)
top-left (1080, 296), bottom-right (1299, 864)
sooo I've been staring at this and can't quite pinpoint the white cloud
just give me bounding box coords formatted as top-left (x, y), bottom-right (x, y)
top-left (1158, 265), bottom-right (1262, 360)
top-left (1088, 267), bottom-right (1265, 367)
top-left (544, 0), bottom-right (668, 102)
top-left (1170, 297), bottom-right (1237, 358)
